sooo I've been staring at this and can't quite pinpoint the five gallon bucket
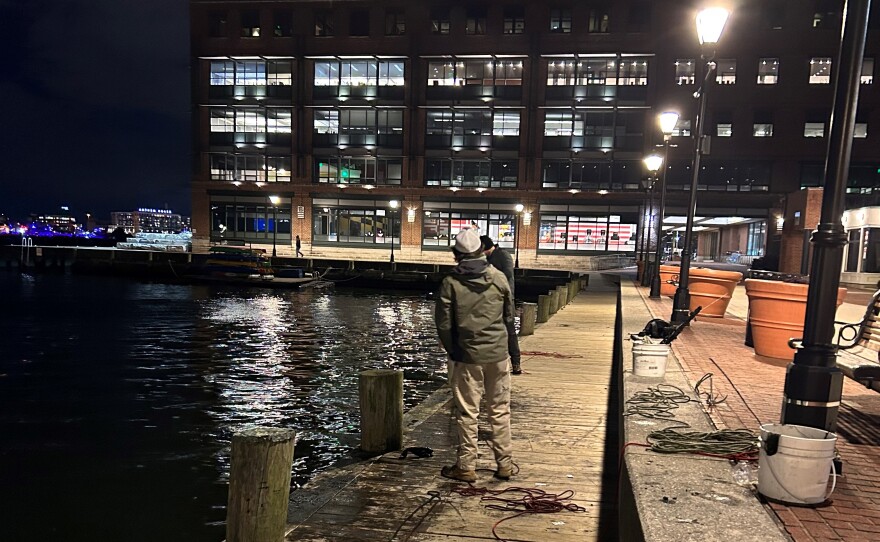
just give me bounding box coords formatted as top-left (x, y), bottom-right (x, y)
top-left (632, 342), bottom-right (671, 377)
top-left (758, 423), bottom-right (837, 505)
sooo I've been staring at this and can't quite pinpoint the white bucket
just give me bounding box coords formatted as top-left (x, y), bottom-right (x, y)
top-left (758, 423), bottom-right (837, 505)
top-left (632, 343), bottom-right (670, 377)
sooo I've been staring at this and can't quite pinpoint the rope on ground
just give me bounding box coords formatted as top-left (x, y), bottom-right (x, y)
top-left (520, 351), bottom-right (584, 359)
top-left (623, 384), bottom-right (691, 421)
top-left (448, 485), bottom-right (587, 542)
top-left (646, 427), bottom-right (759, 460)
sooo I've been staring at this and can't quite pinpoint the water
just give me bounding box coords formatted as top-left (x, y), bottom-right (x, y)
top-left (0, 273), bottom-right (447, 542)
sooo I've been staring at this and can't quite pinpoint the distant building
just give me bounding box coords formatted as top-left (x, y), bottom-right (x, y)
top-left (110, 208), bottom-right (190, 234)
top-left (37, 213), bottom-right (76, 233)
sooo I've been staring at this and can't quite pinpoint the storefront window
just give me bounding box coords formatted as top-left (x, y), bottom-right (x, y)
top-left (421, 210), bottom-right (515, 249)
top-left (210, 198), bottom-right (291, 241)
top-left (538, 214), bottom-right (636, 252)
top-left (311, 206), bottom-right (398, 246)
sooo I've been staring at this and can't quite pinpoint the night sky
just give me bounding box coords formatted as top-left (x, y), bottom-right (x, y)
top-left (0, 0), bottom-right (190, 221)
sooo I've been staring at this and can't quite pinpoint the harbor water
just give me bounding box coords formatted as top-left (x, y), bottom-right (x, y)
top-left (0, 273), bottom-right (447, 541)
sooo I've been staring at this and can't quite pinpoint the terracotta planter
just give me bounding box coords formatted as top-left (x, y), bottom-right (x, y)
top-left (744, 279), bottom-right (847, 361)
top-left (688, 267), bottom-right (743, 318)
top-left (659, 265), bottom-right (680, 297)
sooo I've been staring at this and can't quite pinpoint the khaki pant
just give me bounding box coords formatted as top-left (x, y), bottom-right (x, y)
top-left (448, 358), bottom-right (512, 471)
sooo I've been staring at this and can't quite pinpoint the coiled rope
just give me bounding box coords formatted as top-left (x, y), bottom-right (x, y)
top-left (647, 427), bottom-right (758, 460)
top-left (623, 384), bottom-right (692, 420)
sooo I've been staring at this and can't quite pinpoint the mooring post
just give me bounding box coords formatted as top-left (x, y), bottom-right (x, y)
top-left (549, 289), bottom-right (560, 315)
top-left (568, 281), bottom-right (576, 301)
top-left (226, 427), bottom-right (296, 542)
top-left (520, 303), bottom-right (537, 336)
top-left (359, 369), bottom-right (403, 453)
top-left (557, 285), bottom-right (569, 308)
top-left (537, 295), bottom-right (550, 323)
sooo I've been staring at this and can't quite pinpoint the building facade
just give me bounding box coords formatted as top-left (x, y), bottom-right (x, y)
top-left (190, 0), bottom-right (880, 267)
top-left (111, 208), bottom-right (191, 234)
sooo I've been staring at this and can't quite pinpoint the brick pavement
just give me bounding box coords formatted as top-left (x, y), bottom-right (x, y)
top-left (636, 281), bottom-right (880, 542)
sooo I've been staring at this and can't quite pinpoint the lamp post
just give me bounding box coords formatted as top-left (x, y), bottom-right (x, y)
top-left (650, 111), bottom-right (680, 298)
top-left (671, 7), bottom-right (729, 325)
top-left (782, 0), bottom-right (870, 431)
top-left (268, 195), bottom-right (280, 258)
top-left (643, 154), bottom-right (663, 287)
top-left (389, 199), bottom-right (399, 263)
top-left (514, 203), bottom-right (524, 268)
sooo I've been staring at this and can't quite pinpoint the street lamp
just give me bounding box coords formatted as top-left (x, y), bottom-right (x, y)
top-left (642, 155), bottom-right (663, 286)
top-left (268, 195), bottom-right (280, 258)
top-left (671, 6), bottom-right (729, 325)
top-left (389, 199), bottom-right (399, 263)
top-left (650, 111), bottom-right (680, 298)
top-left (514, 203), bottom-right (524, 269)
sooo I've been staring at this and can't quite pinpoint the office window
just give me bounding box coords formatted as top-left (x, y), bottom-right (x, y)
top-left (810, 57), bottom-right (832, 84)
top-left (241, 10), bottom-right (261, 37)
top-left (854, 123), bottom-right (868, 138)
top-left (378, 61), bottom-right (405, 86)
top-left (496, 61), bottom-right (523, 85)
top-left (267, 109), bottom-right (292, 133)
top-left (210, 109), bottom-right (235, 132)
top-left (314, 110), bottom-right (339, 134)
top-left (210, 61), bottom-right (235, 85)
top-left (466, 8), bottom-right (487, 35)
top-left (862, 58), bottom-right (874, 84)
top-left (504, 6), bottom-right (525, 34)
top-left (589, 8), bottom-right (611, 33)
top-left (377, 110), bottom-right (403, 135)
top-left (716, 59), bottom-right (736, 84)
top-left (315, 12), bottom-right (333, 36)
top-left (675, 59), bottom-right (695, 85)
top-left (208, 11), bottom-right (228, 38)
top-left (273, 10), bottom-right (292, 37)
top-left (804, 122), bottom-right (825, 137)
top-left (757, 58), bottom-right (779, 84)
top-left (619, 59), bottom-right (649, 85)
top-left (430, 8), bottom-right (450, 34)
top-left (350, 10), bottom-right (370, 37)
top-left (493, 111), bottom-right (520, 136)
top-left (550, 8), bottom-right (572, 33)
top-left (314, 62), bottom-right (340, 86)
top-left (812, 1), bottom-right (838, 29)
top-left (672, 119), bottom-right (691, 137)
top-left (428, 61), bottom-right (457, 86)
top-left (385, 9), bottom-right (405, 35)
top-left (753, 123), bottom-right (774, 137)
top-left (544, 111), bottom-right (576, 136)
top-left (547, 60), bottom-right (576, 86)
top-left (340, 61), bottom-right (376, 86)
top-left (717, 123), bottom-right (732, 137)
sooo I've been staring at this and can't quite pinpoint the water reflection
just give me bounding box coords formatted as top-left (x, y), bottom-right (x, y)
top-left (0, 274), bottom-right (446, 542)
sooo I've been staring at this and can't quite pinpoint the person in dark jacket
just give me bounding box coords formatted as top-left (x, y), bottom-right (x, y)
top-left (436, 228), bottom-right (515, 483)
top-left (480, 235), bottom-right (522, 374)
top-left (295, 235), bottom-right (303, 257)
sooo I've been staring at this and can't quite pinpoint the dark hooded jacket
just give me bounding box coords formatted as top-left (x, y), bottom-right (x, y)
top-left (435, 256), bottom-right (515, 364)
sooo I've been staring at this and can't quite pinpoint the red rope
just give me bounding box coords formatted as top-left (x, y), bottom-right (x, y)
top-left (520, 351), bottom-right (584, 359)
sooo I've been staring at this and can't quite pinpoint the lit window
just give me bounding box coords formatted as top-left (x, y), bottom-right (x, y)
top-left (431, 9), bottom-right (450, 34)
top-left (675, 59), bottom-right (695, 85)
top-left (493, 111), bottom-right (520, 136)
top-left (804, 122), bottom-right (825, 137)
top-left (809, 57), bottom-right (832, 84)
top-left (314, 12), bottom-right (333, 37)
top-left (753, 123), bottom-right (773, 137)
top-left (672, 119), bottom-right (691, 137)
top-left (757, 58), bottom-right (779, 84)
top-left (715, 59), bottom-right (736, 84)
top-left (504, 7), bottom-right (525, 34)
top-left (717, 123), bottom-right (732, 137)
top-left (466, 8), bottom-right (487, 35)
top-left (862, 58), bottom-right (874, 84)
top-left (550, 8), bottom-right (572, 33)
top-left (854, 123), bottom-right (868, 138)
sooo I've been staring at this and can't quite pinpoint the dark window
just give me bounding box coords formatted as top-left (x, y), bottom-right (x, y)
top-left (208, 11), bottom-right (228, 38)
top-left (588, 7), bottom-right (611, 33)
top-left (385, 9), bottom-right (405, 35)
top-left (273, 10), bottom-right (292, 37)
top-left (763, 0), bottom-right (785, 29)
top-left (812, 1), bottom-right (839, 29)
top-left (315, 12), bottom-right (334, 37)
top-left (466, 7), bottom-right (487, 35)
top-left (350, 10), bottom-right (370, 37)
top-left (550, 8), bottom-right (571, 33)
top-left (430, 8), bottom-right (450, 34)
top-left (504, 6), bottom-right (525, 34)
top-left (241, 10), bottom-right (260, 37)
top-left (627, 3), bottom-right (650, 32)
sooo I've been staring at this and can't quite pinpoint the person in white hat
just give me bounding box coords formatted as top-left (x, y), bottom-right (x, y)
top-left (435, 228), bottom-right (516, 482)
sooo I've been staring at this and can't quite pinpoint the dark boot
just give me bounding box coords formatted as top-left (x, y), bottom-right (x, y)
top-left (511, 358), bottom-right (522, 375)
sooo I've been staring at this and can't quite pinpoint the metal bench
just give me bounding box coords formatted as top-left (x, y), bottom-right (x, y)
top-left (835, 288), bottom-right (880, 392)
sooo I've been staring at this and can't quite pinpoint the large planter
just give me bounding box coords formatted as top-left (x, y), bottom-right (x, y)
top-left (744, 279), bottom-right (847, 361)
top-left (688, 267), bottom-right (743, 318)
top-left (659, 265), bottom-right (680, 297)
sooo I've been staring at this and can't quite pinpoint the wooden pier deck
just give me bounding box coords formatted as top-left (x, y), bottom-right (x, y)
top-left (286, 274), bottom-right (619, 541)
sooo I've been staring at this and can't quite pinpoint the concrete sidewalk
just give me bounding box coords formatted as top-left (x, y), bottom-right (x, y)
top-left (636, 280), bottom-right (880, 542)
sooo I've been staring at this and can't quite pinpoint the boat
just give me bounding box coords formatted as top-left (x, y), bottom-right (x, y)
top-left (189, 246), bottom-right (329, 289)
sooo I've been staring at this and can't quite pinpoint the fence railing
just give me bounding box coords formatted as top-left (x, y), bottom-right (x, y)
top-left (590, 254), bottom-right (636, 271)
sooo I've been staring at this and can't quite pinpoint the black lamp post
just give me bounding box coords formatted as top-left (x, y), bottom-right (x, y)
top-left (671, 7), bottom-right (729, 325)
top-left (643, 155), bottom-right (663, 287)
top-left (782, 0), bottom-right (870, 431)
top-left (389, 199), bottom-right (399, 263)
top-left (514, 203), bottom-right (524, 268)
top-left (650, 111), bottom-right (680, 298)
top-left (269, 195), bottom-right (280, 258)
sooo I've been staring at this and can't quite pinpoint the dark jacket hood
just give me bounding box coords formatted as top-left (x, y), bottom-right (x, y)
top-left (450, 256), bottom-right (493, 291)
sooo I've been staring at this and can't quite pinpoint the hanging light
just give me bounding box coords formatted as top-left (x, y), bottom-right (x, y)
top-left (696, 7), bottom-right (729, 45)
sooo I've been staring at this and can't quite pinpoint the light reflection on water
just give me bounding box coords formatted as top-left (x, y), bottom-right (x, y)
top-left (0, 274), bottom-right (446, 542)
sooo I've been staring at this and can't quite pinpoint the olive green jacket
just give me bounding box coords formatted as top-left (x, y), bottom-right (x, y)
top-left (435, 256), bottom-right (515, 364)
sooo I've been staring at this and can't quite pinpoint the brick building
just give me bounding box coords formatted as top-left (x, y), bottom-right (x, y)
top-left (189, 0), bottom-right (880, 267)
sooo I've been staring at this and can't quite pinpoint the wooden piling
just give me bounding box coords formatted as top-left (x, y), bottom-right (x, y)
top-left (537, 295), bottom-right (551, 323)
top-left (549, 289), bottom-right (559, 315)
top-left (568, 281), bottom-right (576, 301)
top-left (359, 369), bottom-right (404, 453)
top-left (557, 285), bottom-right (569, 307)
top-left (520, 303), bottom-right (537, 336)
top-left (226, 427), bottom-right (296, 542)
